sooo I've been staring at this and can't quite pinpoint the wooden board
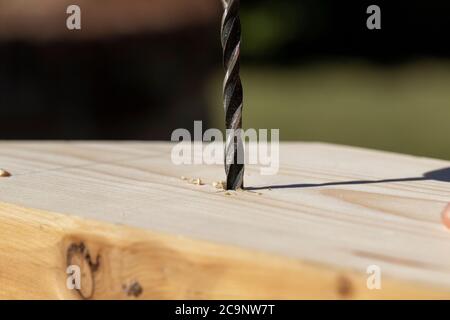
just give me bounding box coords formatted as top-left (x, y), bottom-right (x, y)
top-left (0, 141), bottom-right (450, 299)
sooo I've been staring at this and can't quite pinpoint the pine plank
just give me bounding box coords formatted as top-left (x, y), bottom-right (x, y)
top-left (0, 141), bottom-right (450, 299)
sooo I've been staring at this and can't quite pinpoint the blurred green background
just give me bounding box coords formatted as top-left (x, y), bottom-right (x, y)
top-left (207, 61), bottom-right (450, 160)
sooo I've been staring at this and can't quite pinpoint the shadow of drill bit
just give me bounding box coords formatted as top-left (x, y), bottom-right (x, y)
top-left (246, 167), bottom-right (450, 191)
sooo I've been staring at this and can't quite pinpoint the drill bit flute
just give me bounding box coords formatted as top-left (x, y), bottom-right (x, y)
top-left (221, 0), bottom-right (244, 190)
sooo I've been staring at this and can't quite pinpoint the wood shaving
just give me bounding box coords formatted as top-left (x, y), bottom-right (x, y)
top-left (0, 169), bottom-right (11, 177)
top-left (194, 178), bottom-right (203, 185)
top-left (181, 176), bottom-right (203, 185)
top-left (212, 181), bottom-right (226, 190)
top-left (189, 178), bottom-right (203, 186)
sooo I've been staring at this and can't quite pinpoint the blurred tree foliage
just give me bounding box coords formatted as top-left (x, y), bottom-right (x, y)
top-left (240, 0), bottom-right (450, 64)
top-left (241, 0), bottom-right (330, 61)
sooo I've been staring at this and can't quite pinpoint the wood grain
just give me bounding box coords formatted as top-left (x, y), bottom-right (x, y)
top-left (0, 141), bottom-right (450, 299)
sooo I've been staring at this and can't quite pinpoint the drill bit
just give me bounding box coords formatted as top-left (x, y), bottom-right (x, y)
top-left (221, 0), bottom-right (244, 190)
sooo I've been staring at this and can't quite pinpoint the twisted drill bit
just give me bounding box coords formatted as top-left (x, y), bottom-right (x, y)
top-left (221, 0), bottom-right (244, 190)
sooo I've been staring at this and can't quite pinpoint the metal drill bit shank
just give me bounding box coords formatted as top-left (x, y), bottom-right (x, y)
top-left (221, 0), bottom-right (244, 190)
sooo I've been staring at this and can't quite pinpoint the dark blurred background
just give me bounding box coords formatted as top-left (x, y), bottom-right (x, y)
top-left (0, 0), bottom-right (450, 159)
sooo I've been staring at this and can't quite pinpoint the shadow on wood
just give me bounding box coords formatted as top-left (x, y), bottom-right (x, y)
top-left (247, 167), bottom-right (450, 191)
